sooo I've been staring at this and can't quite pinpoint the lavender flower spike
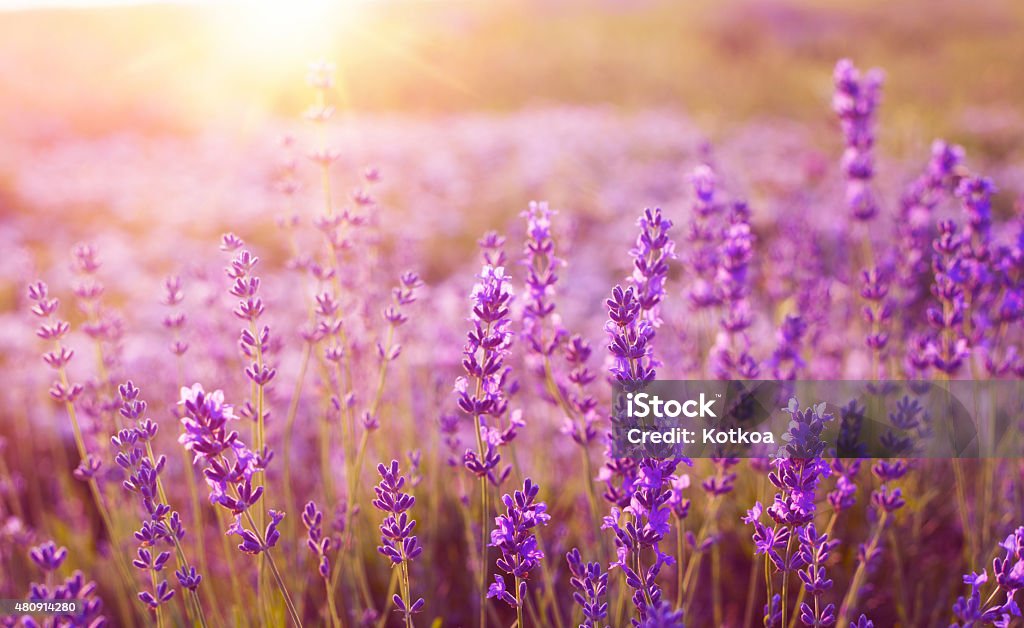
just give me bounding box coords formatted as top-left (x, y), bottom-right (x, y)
top-left (833, 59), bottom-right (884, 221)
top-left (567, 548), bottom-right (609, 627)
top-left (177, 384), bottom-right (301, 626)
top-left (458, 263), bottom-right (516, 486)
top-left (373, 460), bottom-right (425, 627)
top-left (21, 542), bottom-right (106, 627)
top-left (489, 477), bottom-right (551, 628)
top-left (630, 207), bottom-right (675, 325)
top-left (521, 200), bottom-right (565, 357)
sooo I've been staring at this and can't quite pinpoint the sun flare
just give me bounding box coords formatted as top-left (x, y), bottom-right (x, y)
top-left (206, 0), bottom-right (354, 68)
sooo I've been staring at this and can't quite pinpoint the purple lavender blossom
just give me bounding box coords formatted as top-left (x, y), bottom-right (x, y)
top-left (521, 200), bottom-right (565, 357)
top-left (602, 459), bottom-right (682, 625)
top-left (630, 207), bottom-right (675, 325)
top-left (28, 542), bottom-right (67, 572)
top-left (833, 59), bottom-right (884, 221)
top-left (951, 570), bottom-right (1020, 627)
top-left (860, 267), bottom-right (893, 370)
top-left (488, 478), bottom-right (550, 619)
top-left (711, 202), bottom-right (758, 379)
top-left (767, 314), bottom-right (808, 380)
top-left (560, 334), bottom-right (600, 447)
top-left (567, 548), bottom-right (609, 627)
top-left (767, 400), bottom-right (833, 527)
top-left (896, 140), bottom-right (964, 319)
top-left (22, 542), bottom-right (107, 627)
top-left (796, 523), bottom-right (838, 627)
top-left (685, 165), bottom-right (724, 309)
top-left (114, 382), bottom-right (191, 616)
top-left (302, 501), bottom-right (332, 580)
top-left (922, 220), bottom-right (970, 375)
top-left (479, 231), bottom-right (508, 267)
top-left (176, 380), bottom-right (291, 614)
top-left (372, 461), bottom-right (425, 626)
top-left (458, 264), bottom-right (516, 486)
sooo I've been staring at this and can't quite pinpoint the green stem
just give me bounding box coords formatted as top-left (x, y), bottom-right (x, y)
top-left (836, 511), bottom-right (889, 628)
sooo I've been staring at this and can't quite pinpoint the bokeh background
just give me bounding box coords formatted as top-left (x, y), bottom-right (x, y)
top-left (2, 0), bottom-right (1024, 262)
top-left (2, 0), bottom-right (1024, 320)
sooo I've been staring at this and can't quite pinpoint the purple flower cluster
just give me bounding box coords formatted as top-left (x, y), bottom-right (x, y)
top-left (767, 400), bottom-right (833, 526)
top-left (161, 275), bottom-right (190, 358)
top-left (567, 547), bottom-right (609, 627)
top-left (488, 478), bottom-right (550, 613)
top-left (767, 314), bottom-right (808, 380)
top-left (711, 202), bottom-right (758, 379)
top-left (302, 501), bottom-right (333, 580)
top-left (602, 459), bottom-right (682, 625)
top-left (896, 140), bottom-right (963, 317)
top-left (796, 523), bottom-right (838, 627)
top-left (14, 541), bottom-right (107, 628)
top-left (600, 209), bottom-right (678, 509)
top-left (921, 219), bottom-right (970, 374)
top-left (833, 59), bottom-right (883, 221)
top-left (372, 461), bottom-right (424, 625)
top-left (952, 567), bottom-right (1021, 627)
top-left (744, 401), bottom-right (834, 627)
top-left (860, 267), bottom-right (893, 372)
top-left (606, 207), bottom-right (674, 392)
top-left (560, 334), bottom-right (600, 446)
top-left (27, 282), bottom-right (82, 409)
top-left (71, 243), bottom-right (123, 388)
top-left (685, 165), bottom-right (724, 309)
top-left (380, 271), bottom-right (424, 361)
top-left (630, 207), bottom-right (676, 325)
top-left (114, 382), bottom-right (206, 616)
top-left (521, 200), bottom-right (565, 357)
top-left (177, 384), bottom-right (280, 554)
top-left (458, 264), bottom-right (517, 485)
top-left (223, 237), bottom-right (277, 404)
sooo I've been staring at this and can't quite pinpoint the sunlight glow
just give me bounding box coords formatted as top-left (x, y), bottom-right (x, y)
top-left (205, 0), bottom-right (352, 69)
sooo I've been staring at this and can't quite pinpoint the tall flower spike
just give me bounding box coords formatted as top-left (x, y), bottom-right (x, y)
top-left (601, 458), bottom-right (683, 625)
top-left (711, 202), bottom-right (759, 379)
top-left (796, 522), bottom-right (838, 627)
top-left (686, 164), bottom-right (725, 309)
top-left (833, 58), bottom-right (884, 221)
top-left (567, 548), bottom-right (610, 628)
top-left (302, 501), bottom-right (333, 580)
top-left (600, 206), bottom-right (687, 626)
top-left (922, 220), bottom-right (970, 375)
top-left (896, 140), bottom-right (963, 322)
top-left (178, 383), bottom-right (300, 624)
top-left (559, 334), bottom-right (600, 446)
top-left (630, 207), bottom-right (675, 325)
top-left (860, 267), bottom-right (893, 376)
top-left (458, 263), bottom-right (516, 486)
top-left (488, 477), bottom-right (551, 621)
top-left (767, 314), bottom-right (808, 380)
top-left (162, 275), bottom-right (189, 357)
top-left (372, 461), bottom-right (425, 626)
top-left (521, 200), bottom-right (566, 357)
top-left (115, 381), bottom-right (201, 617)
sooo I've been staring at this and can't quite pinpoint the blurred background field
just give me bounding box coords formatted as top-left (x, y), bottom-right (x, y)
top-left (1, 0), bottom-right (1023, 138)
top-left (2, 0), bottom-right (1023, 287)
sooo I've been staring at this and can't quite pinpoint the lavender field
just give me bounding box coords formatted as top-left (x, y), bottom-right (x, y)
top-left (1, 1), bottom-right (1024, 627)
